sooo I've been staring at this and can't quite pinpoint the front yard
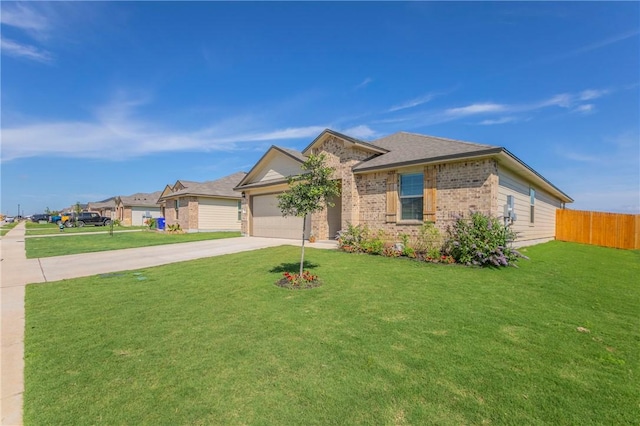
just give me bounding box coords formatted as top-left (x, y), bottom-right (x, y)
top-left (25, 222), bottom-right (147, 235)
top-left (24, 242), bottom-right (639, 424)
top-left (25, 231), bottom-right (241, 258)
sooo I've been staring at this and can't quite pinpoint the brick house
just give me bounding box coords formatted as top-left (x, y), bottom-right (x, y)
top-left (157, 172), bottom-right (246, 232)
top-left (115, 192), bottom-right (163, 226)
top-left (234, 129), bottom-right (573, 246)
top-left (87, 197), bottom-right (116, 218)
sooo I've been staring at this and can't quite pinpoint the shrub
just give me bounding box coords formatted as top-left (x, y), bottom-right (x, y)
top-left (444, 211), bottom-right (526, 267)
top-left (337, 223), bottom-right (387, 255)
top-left (144, 218), bottom-right (156, 229)
top-left (415, 222), bottom-right (443, 258)
top-left (167, 223), bottom-right (183, 234)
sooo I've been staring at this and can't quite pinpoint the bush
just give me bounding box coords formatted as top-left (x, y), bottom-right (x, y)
top-left (415, 222), bottom-right (443, 258)
top-left (337, 223), bottom-right (386, 255)
top-left (444, 211), bottom-right (526, 267)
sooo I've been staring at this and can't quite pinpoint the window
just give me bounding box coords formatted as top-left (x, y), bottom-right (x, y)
top-left (175, 199), bottom-right (179, 220)
top-left (399, 173), bottom-right (423, 221)
top-left (530, 188), bottom-right (535, 224)
top-left (237, 200), bottom-right (242, 221)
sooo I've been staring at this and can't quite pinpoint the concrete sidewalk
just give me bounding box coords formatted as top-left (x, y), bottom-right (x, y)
top-left (1, 221), bottom-right (336, 425)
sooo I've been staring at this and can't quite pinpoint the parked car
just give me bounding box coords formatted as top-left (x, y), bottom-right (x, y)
top-left (49, 212), bottom-right (73, 226)
top-left (31, 214), bottom-right (51, 223)
top-left (72, 212), bottom-right (112, 227)
top-left (4, 217), bottom-right (15, 223)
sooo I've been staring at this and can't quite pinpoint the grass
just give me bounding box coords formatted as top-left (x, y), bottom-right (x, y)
top-left (25, 231), bottom-right (242, 258)
top-left (1, 220), bottom-right (19, 236)
top-left (25, 222), bottom-right (147, 235)
top-left (24, 241), bottom-right (639, 424)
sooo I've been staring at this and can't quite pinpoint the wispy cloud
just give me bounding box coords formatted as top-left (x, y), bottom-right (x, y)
top-left (1, 97), bottom-right (329, 162)
top-left (444, 102), bottom-right (506, 117)
top-left (0, 3), bottom-right (51, 36)
top-left (0, 37), bottom-right (53, 63)
top-left (341, 125), bottom-right (377, 139)
top-left (579, 89), bottom-right (608, 101)
top-left (388, 93), bottom-right (437, 112)
top-left (478, 116), bottom-right (519, 126)
top-left (568, 29), bottom-right (640, 57)
top-left (382, 87), bottom-right (614, 128)
top-left (1, 3), bottom-right (56, 62)
top-left (354, 77), bottom-right (373, 90)
top-left (572, 104), bottom-right (594, 114)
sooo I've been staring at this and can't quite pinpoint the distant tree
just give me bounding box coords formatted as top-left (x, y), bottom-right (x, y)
top-left (45, 207), bottom-right (51, 215)
top-left (74, 202), bottom-right (82, 226)
top-left (277, 153), bottom-right (341, 277)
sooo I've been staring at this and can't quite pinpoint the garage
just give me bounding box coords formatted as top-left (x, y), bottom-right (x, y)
top-left (198, 198), bottom-right (241, 231)
top-left (251, 194), bottom-right (310, 239)
top-left (131, 207), bottom-right (162, 226)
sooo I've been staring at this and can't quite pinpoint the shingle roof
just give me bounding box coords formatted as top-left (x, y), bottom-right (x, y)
top-left (88, 198), bottom-right (116, 209)
top-left (161, 171), bottom-right (247, 199)
top-left (118, 191), bottom-right (163, 207)
top-left (353, 132), bottom-right (500, 172)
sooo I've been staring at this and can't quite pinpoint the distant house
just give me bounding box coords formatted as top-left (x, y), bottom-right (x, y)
top-left (115, 192), bottom-right (163, 226)
top-left (87, 197), bottom-right (117, 218)
top-left (234, 129), bottom-right (573, 246)
top-left (157, 172), bottom-right (247, 232)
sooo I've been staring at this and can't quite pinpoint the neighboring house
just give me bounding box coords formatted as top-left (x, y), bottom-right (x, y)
top-left (115, 191), bottom-right (163, 226)
top-left (157, 172), bottom-right (247, 232)
top-left (234, 129), bottom-right (573, 246)
top-left (87, 197), bottom-right (117, 218)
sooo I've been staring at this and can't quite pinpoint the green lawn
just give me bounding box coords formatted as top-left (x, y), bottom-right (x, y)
top-left (1, 220), bottom-right (19, 236)
top-left (25, 222), bottom-right (147, 235)
top-left (24, 242), bottom-right (639, 424)
top-left (25, 231), bottom-right (242, 258)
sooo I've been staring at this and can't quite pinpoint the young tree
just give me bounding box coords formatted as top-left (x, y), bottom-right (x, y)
top-left (277, 154), bottom-right (341, 277)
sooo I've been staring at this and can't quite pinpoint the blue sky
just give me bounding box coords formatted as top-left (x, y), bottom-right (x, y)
top-left (1, 1), bottom-right (638, 216)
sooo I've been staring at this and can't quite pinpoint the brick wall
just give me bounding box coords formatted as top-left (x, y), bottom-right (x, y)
top-left (187, 197), bottom-right (199, 231)
top-left (352, 159), bottom-right (499, 242)
top-left (311, 136), bottom-right (376, 240)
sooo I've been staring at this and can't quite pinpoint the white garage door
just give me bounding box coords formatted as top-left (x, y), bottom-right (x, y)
top-left (131, 207), bottom-right (162, 226)
top-left (252, 194), bottom-right (310, 239)
top-left (198, 198), bottom-right (241, 231)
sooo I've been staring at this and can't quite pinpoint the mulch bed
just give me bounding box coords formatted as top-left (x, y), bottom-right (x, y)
top-left (274, 278), bottom-right (323, 290)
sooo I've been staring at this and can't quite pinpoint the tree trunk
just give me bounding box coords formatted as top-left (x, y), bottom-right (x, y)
top-left (299, 214), bottom-right (306, 277)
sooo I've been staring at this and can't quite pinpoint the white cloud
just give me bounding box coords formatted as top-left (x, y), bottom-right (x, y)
top-left (341, 125), bottom-right (377, 139)
top-left (579, 89), bottom-right (608, 101)
top-left (572, 104), bottom-right (594, 114)
top-left (0, 98), bottom-right (329, 162)
top-left (0, 37), bottom-right (52, 63)
top-left (478, 116), bottom-right (518, 125)
top-left (445, 103), bottom-right (506, 117)
top-left (0, 3), bottom-right (51, 35)
top-left (388, 93), bottom-right (436, 112)
top-left (355, 78), bottom-right (373, 90)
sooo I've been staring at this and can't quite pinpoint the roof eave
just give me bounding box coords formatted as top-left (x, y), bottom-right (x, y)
top-left (497, 149), bottom-right (574, 203)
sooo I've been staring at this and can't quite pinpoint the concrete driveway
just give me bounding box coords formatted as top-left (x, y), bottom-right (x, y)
top-left (0, 222), bottom-right (335, 425)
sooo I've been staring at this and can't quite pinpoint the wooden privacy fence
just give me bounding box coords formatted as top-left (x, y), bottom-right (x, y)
top-left (556, 209), bottom-right (640, 250)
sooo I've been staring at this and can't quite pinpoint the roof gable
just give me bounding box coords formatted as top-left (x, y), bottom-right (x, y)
top-left (302, 128), bottom-right (388, 156)
top-left (235, 146), bottom-right (305, 189)
top-left (159, 171), bottom-right (247, 200)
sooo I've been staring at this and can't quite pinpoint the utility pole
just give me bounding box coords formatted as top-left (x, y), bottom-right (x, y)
top-left (18, 204), bottom-right (20, 218)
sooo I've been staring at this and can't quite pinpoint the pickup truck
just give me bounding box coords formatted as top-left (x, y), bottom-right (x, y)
top-left (50, 212), bottom-right (111, 227)
top-left (49, 212), bottom-right (72, 226)
top-left (71, 212), bottom-right (112, 227)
